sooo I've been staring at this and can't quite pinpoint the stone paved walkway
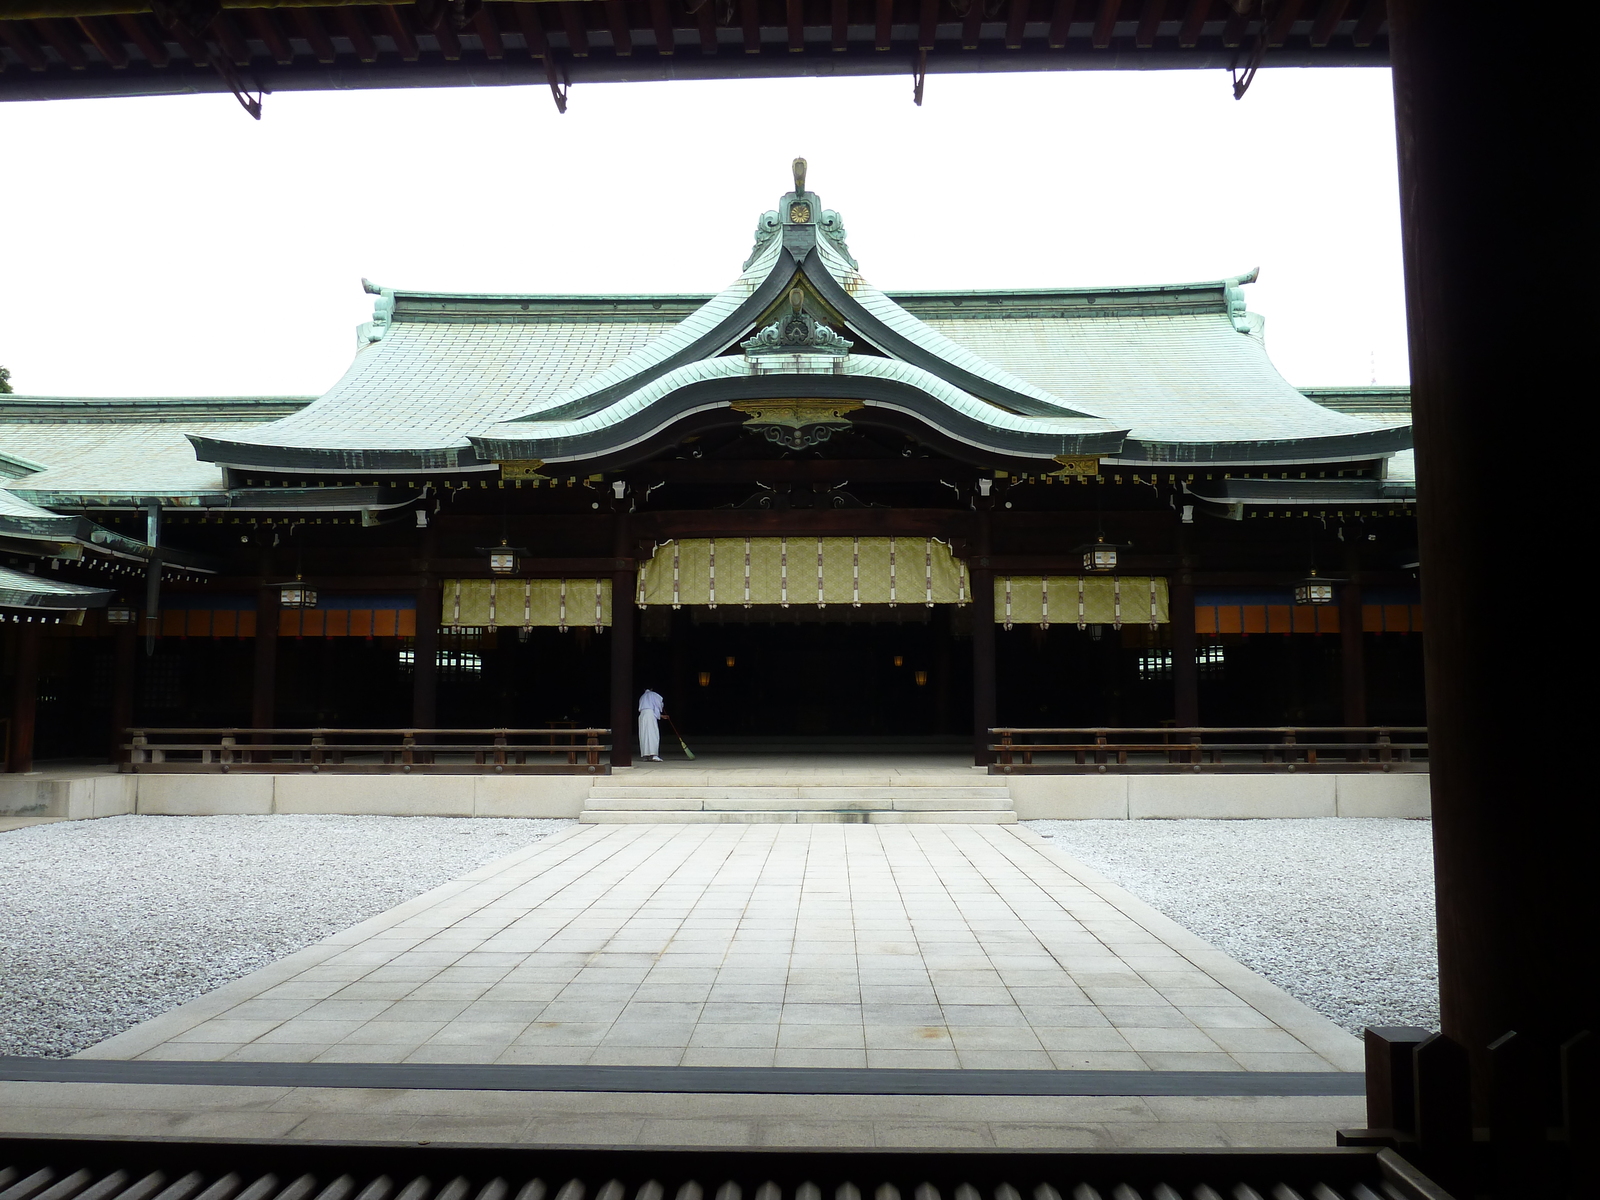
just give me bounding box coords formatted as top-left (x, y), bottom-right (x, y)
top-left (80, 824), bottom-right (1360, 1072)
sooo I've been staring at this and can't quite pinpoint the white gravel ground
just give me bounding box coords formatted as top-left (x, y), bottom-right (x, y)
top-left (0, 814), bottom-right (572, 1058)
top-left (1030, 818), bottom-right (1439, 1036)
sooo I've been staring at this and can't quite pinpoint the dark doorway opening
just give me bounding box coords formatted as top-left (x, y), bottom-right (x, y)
top-left (637, 605), bottom-right (971, 752)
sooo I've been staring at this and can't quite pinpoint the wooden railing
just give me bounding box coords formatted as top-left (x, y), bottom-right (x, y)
top-left (988, 727), bottom-right (1427, 773)
top-left (122, 728), bottom-right (611, 775)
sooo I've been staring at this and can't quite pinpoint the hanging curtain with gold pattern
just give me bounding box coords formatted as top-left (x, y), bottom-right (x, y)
top-left (996, 576), bottom-right (1169, 629)
top-left (636, 537), bottom-right (968, 608)
top-left (443, 578), bottom-right (613, 630)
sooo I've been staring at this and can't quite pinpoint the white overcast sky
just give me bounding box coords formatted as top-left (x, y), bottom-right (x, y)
top-left (0, 66), bottom-right (1406, 399)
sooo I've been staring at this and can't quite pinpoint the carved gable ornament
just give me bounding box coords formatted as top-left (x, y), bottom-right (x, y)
top-left (741, 288), bottom-right (854, 357)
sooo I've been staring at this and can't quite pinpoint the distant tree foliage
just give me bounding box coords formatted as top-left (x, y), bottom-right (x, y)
top-left (0, 366), bottom-right (11, 394)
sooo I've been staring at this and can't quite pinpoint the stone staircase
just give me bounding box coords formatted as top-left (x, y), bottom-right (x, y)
top-left (579, 770), bottom-right (1016, 824)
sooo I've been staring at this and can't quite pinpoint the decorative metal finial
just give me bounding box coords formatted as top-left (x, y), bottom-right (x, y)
top-left (789, 287), bottom-right (804, 312)
top-left (792, 157), bottom-right (807, 195)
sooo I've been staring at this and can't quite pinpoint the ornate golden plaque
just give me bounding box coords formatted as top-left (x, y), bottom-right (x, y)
top-left (1051, 455), bottom-right (1101, 477)
top-left (499, 459), bottom-right (548, 480)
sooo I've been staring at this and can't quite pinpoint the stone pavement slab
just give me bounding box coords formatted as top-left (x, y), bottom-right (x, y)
top-left (77, 823), bottom-right (1360, 1074)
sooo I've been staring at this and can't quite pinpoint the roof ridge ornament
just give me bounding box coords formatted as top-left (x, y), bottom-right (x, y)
top-left (741, 288), bottom-right (854, 357)
top-left (745, 158), bottom-right (857, 269)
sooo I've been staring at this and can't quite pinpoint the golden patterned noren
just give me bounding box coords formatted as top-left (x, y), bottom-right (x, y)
top-left (1051, 454), bottom-right (1101, 477)
top-left (498, 459), bottom-right (547, 480)
top-left (788, 201), bottom-right (813, 224)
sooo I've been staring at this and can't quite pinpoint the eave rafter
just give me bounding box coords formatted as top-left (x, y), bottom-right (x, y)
top-left (0, 0), bottom-right (1392, 106)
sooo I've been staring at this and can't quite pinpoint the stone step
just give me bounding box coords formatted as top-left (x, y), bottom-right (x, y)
top-left (585, 795), bottom-right (1016, 812)
top-left (587, 785), bottom-right (1010, 801)
top-left (578, 809), bottom-right (1018, 825)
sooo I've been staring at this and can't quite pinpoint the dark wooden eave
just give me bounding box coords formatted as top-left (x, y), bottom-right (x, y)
top-left (0, 0), bottom-right (1391, 106)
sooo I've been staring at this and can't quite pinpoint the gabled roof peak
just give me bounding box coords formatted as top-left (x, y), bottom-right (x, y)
top-left (745, 158), bottom-right (858, 270)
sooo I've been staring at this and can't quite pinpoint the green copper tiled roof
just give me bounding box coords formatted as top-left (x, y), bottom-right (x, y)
top-left (0, 563), bottom-right (113, 612)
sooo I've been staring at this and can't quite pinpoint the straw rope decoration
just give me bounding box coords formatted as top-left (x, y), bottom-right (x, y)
top-left (708, 538), bottom-right (717, 608)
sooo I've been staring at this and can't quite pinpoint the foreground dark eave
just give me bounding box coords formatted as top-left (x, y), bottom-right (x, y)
top-left (0, 1), bottom-right (1391, 106)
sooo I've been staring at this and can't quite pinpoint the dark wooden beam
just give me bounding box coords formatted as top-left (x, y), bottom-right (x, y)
top-left (919, 0), bottom-right (938, 49)
top-left (602, 0), bottom-right (630, 56)
top-left (625, 459), bottom-right (980, 483)
top-left (31, 18), bottom-right (86, 69)
top-left (473, 6), bottom-right (505, 58)
top-left (1309, 0), bottom-right (1351, 45)
top-left (1177, 0), bottom-right (1209, 47)
top-left (1048, 0), bottom-right (1078, 48)
top-left (210, 11), bottom-right (253, 66)
top-left (631, 508), bottom-right (969, 540)
top-left (115, 13), bottom-right (167, 66)
top-left (559, 0), bottom-right (589, 56)
top-left (609, 508), bottom-right (635, 768)
top-left (961, 0), bottom-right (982, 48)
top-left (1092, 0), bottom-right (1122, 48)
top-left (1220, 0), bottom-right (1246, 45)
top-left (511, 0), bottom-right (547, 58)
top-left (1351, 0), bottom-right (1385, 46)
top-left (1266, 0), bottom-right (1303, 46)
top-left (832, 0), bottom-right (848, 51)
top-left (433, 13), bottom-right (462, 58)
top-left (650, 0), bottom-right (675, 54)
top-left (1136, 0), bottom-right (1164, 47)
top-left (1004, 0), bottom-right (1028, 48)
top-left (971, 507), bottom-right (995, 765)
top-left (109, 619), bottom-right (136, 764)
top-left (74, 15), bottom-right (127, 68)
top-left (251, 582), bottom-right (279, 730)
top-left (245, 9), bottom-right (294, 63)
top-left (693, 0), bottom-right (717, 55)
top-left (337, 6), bottom-right (378, 62)
top-left (874, 0), bottom-right (892, 50)
top-left (788, 0), bottom-right (804, 51)
top-left (289, 7), bottom-right (337, 63)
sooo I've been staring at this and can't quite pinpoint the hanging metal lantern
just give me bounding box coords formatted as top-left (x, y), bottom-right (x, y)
top-left (1294, 570), bottom-right (1337, 605)
top-left (478, 542), bottom-right (526, 575)
top-left (698, 671), bottom-right (712, 687)
top-left (914, 670), bottom-right (929, 687)
top-left (279, 581), bottom-right (317, 608)
top-left (105, 606), bottom-right (137, 625)
top-left (1076, 536), bottom-right (1126, 572)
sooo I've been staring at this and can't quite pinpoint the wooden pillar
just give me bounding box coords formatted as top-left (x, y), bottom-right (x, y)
top-left (1171, 575), bottom-right (1198, 728)
top-left (8, 623), bottom-right (42, 773)
top-left (412, 526), bottom-right (440, 730)
top-left (109, 620), bottom-right (136, 763)
top-left (971, 506), bottom-right (995, 765)
top-left (1390, 0), bottom-right (1590, 1123)
top-left (412, 584), bottom-right (440, 729)
top-left (1339, 553), bottom-right (1367, 728)
top-left (251, 585), bottom-right (279, 733)
top-left (609, 508), bottom-right (635, 768)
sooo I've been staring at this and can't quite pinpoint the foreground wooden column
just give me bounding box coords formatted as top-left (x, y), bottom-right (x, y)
top-left (251, 585), bottom-right (279, 733)
top-left (109, 620), bottom-right (136, 763)
top-left (412, 585), bottom-right (440, 730)
top-left (608, 507), bottom-right (635, 768)
top-left (1339, 569), bottom-right (1367, 728)
top-left (7, 623), bottom-right (42, 773)
top-left (1170, 573), bottom-right (1198, 728)
top-left (971, 505), bottom-right (995, 765)
top-left (1391, 0), bottom-right (1591, 1125)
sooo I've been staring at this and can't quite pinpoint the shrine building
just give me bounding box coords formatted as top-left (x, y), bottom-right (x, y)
top-left (1, 162), bottom-right (1419, 769)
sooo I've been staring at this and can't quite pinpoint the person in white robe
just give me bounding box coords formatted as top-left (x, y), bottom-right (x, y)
top-left (637, 687), bottom-right (665, 761)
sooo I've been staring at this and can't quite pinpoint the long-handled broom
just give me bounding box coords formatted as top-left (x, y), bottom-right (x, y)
top-left (663, 714), bottom-right (696, 760)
